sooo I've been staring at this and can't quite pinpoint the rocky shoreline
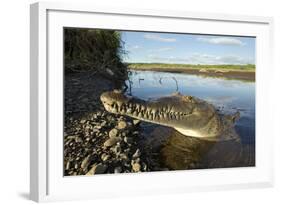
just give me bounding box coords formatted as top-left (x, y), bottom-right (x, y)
top-left (64, 73), bottom-right (167, 176)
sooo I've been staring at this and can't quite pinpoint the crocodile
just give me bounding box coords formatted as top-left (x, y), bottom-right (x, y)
top-left (100, 90), bottom-right (240, 141)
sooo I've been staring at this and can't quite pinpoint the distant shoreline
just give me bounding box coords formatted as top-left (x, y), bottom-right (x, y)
top-left (128, 64), bottom-right (255, 81)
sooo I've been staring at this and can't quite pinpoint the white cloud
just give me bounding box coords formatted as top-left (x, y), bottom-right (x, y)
top-left (197, 37), bottom-right (245, 46)
top-left (150, 47), bottom-right (173, 52)
top-left (144, 34), bottom-right (177, 42)
top-left (147, 53), bottom-right (253, 65)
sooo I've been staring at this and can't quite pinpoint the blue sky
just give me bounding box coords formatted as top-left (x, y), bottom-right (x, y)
top-left (121, 31), bottom-right (255, 65)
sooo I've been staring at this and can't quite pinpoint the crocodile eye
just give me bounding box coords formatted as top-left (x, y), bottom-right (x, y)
top-left (184, 96), bottom-right (193, 101)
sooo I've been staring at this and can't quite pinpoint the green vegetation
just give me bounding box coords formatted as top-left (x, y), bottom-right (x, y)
top-left (64, 28), bottom-right (128, 84)
top-left (128, 63), bottom-right (255, 72)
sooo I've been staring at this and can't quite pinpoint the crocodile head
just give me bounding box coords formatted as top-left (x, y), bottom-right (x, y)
top-left (100, 90), bottom-right (239, 140)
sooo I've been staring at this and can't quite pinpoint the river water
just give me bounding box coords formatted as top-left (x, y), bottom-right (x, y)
top-left (126, 70), bottom-right (255, 145)
top-left (125, 70), bottom-right (255, 169)
top-left (123, 71), bottom-right (255, 170)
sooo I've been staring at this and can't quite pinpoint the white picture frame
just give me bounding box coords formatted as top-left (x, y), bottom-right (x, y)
top-left (30, 1), bottom-right (274, 202)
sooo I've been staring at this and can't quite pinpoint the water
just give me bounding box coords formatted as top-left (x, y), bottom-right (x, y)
top-left (126, 70), bottom-right (255, 145)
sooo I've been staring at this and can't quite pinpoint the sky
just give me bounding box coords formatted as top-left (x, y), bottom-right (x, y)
top-left (121, 31), bottom-right (255, 65)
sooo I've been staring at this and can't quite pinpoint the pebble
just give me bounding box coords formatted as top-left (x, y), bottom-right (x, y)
top-left (117, 120), bottom-right (127, 129)
top-left (94, 125), bottom-right (102, 129)
top-left (131, 161), bottom-right (141, 172)
top-left (66, 135), bottom-right (77, 140)
top-left (80, 119), bottom-right (86, 124)
top-left (118, 153), bottom-right (129, 161)
top-left (103, 137), bottom-right (121, 147)
top-left (100, 121), bottom-right (107, 127)
top-left (81, 155), bottom-right (91, 169)
top-left (101, 153), bottom-right (110, 161)
top-left (132, 149), bottom-right (141, 159)
top-left (86, 163), bottom-right (107, 175)
top-left (65, 161), bottom-right (71, 170)
top-left (111, 143), bottom-right (122, 154)
top-left (109, 128), bottom-right (118, 138)
top-left (141, 162), bottom-right (148, 171)
top-left (133, 119), bottom-right (141, 125)
top-left (75, 136), bottom-right (83, 143)
top-left (124, 136), bottom-right (133, 144)
top-left (114, 167), bottom-right (122, 173)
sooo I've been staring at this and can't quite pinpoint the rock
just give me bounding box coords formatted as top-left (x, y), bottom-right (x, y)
top-left (114, 167), bottom-right (122, 173)
top-left (132, 149), bottom-right (141, 159)
top-left (124, 136), bottom-right (133, 145)
top-left (141, 162), bottom-right (147, 171)
top-left (86, 163), bottom-right (107, 175)
top-left (133, 119), bottom-right (141, 126)
top-left (80, 119), bottom-right (86, 124)
top-left (103, 137), bottom-right (121, 147)
top-left (81, 155), bottom-right (91, 169)
top-left (109, 128), bottom-right (118, 138)
top-left (101, 153), bottom-right (110, 161)
top-left (65, 161), bottom-right (71, 170)
top-left (118, 153), bottom-right (129, 162)
top-left (134, 157), bottom-right (140, 163)
top-left (111, 143), bottom-right (122, 154)
top-left (75, 136), bottom-right (83, 143)
top-left (132, 131), bottom-right (139, 136)
top-left (94, 125), bottom-right (102, 129)
top-left (100, 121), bottom-right (107, 127)
top-left (66, 135), bottom-right (77, 140)
top-left (117, 121), bottom-right (127, 129)
top-left (131, 161), bottom-right (141, 172)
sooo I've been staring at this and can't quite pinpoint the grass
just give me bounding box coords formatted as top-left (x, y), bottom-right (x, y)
top-left (64, 28), bottom-right (128, 84)
top-left (128, 63), bottom-right (255, 72)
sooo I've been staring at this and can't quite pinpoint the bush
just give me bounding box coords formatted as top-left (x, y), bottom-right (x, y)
top-left (64, 28), bottom-right (128, 84)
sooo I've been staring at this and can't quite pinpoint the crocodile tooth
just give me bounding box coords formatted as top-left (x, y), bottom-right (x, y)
top-left (117, 102), bottom-right (122, 107)
top-left (144, 113), bottom-right (148, 118)
top-left (156, 114), bottom-right (160, 120)
top-left (127, 108), bottom-right (132, 114)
